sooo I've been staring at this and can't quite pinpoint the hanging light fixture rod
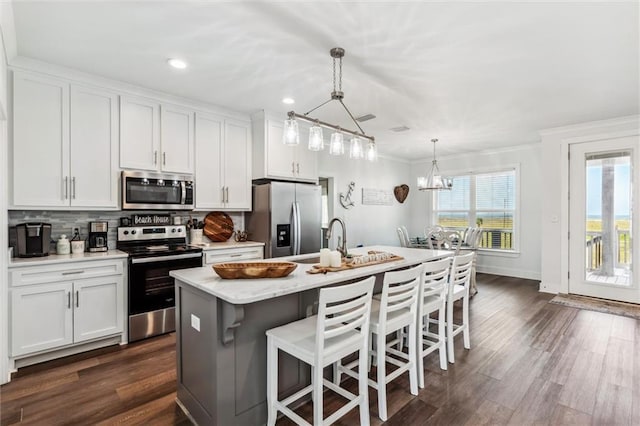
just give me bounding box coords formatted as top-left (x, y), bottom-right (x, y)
top-left (285, 46), bottom-right (375, 144)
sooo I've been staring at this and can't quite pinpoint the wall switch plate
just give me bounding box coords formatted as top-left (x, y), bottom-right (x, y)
top-left (191, 314), bottom-right (200, 332)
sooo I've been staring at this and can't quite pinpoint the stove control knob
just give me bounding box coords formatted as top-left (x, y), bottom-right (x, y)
top-left (171, 228), bottom-right (176, 233)
top-left (123, 230), bottom-right (129, 235)
top-left (131, 230), bottom-right (137, 235)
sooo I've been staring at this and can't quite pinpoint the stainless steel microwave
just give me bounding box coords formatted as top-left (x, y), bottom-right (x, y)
top-left (121, 171), bottom-right (194, 210)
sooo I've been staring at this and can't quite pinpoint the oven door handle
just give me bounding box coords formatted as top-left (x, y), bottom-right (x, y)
top-left (131, 253), bottom-right (203, 264)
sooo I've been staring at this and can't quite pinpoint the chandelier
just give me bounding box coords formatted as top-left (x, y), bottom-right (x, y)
top-left (283, 47), bottom-right (377, 161)
top-left (417, 138), bottom-right (452, 191)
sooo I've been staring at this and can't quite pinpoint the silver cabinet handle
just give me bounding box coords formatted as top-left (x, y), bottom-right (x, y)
top-left (296, 163), bottom-right (300, 174)
top-left (71, 177), bottom-right (76, 199)
top-left (154, 150), bottom-right (158, 165)
top-left (225, 187), bottom-right (229, 204)
top-left (221, 187), bottom-right (225, 203)
top-left (230, 253), bottom-right (242, 258)
top-left (163, 152), bottom-right (166, 166)
top-left (75, 290), bottom-right (79, 308)
top-left (291, 162), bottom-right (295, 174)
top-left (63, 176), bottom-right (68, 200)
top-left (62, 270), bottom-right (84, 275)
top-left (67, 292), bottom-right (71, 309)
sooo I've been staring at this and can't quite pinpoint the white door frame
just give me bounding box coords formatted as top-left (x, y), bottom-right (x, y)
top-left (568, 137), bottom-right (639, 302)
top-left (557, 126), bottom-right (640, 295)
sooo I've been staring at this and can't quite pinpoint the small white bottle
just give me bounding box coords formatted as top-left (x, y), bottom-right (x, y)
top-left (57, 234), bottom-right (70, 255)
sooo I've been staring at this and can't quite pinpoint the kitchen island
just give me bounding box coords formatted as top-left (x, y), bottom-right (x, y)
top-left (170, 245), bottom-right (451, 425)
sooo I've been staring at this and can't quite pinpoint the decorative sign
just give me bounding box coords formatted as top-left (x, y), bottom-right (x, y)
top-left (133, 214), bottom-right (171, 226)
top-left (339, 181), bottom-right (356, 209)
top-left (362, 188), bottom-right (393, 205)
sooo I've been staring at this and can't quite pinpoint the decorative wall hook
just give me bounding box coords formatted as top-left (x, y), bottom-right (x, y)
top-left (339, 181), bottom-right (356, 209)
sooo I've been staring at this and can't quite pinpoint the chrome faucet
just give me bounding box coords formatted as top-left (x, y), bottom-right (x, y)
top-left (326, 217), bottom-right (348, 258)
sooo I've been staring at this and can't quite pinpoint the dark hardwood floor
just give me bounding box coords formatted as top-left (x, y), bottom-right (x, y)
top-left (1, 274), bottom-right (638, 425)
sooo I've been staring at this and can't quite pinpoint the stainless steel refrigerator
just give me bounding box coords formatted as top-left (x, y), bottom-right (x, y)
top-left (246, 181), bottom-right (322, 258)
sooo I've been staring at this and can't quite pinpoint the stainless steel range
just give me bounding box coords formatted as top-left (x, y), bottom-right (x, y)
top-left (117, 225), bottom-right (203, 342)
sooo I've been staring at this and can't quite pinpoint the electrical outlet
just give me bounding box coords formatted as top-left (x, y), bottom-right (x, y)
top-left (191, 314), bottom-right (201, 332)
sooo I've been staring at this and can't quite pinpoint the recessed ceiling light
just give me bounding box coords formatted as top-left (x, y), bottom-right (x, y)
top-left (282, 97), bottom-right (295, 105)
top-left (167, 58), bottom-right (187, 69)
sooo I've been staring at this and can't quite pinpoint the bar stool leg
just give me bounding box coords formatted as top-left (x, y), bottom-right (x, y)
top-left (358, 346), bottom-right (371, 426)
top-left (447, 300), bottom-right (455, 363)
top-left (333, 361), bottom-right (341, 385)
top-left (312, 363), bottom-right (323, 425)
top-left (463, 295), bottom-right (471, 349)
top-left (408, 320), bottom-right (418, 396)
top-left (418, 314), bottom-right (425, 389)
top-left (376, 331), bottom-right (387, 421)
top-left (438, 307), bottom-right (448, 370)
top-left (266, 336), bottom-right (277, 426)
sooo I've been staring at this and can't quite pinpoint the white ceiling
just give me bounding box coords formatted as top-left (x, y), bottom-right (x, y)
top-left (10, 1), bottom-right (640, 159)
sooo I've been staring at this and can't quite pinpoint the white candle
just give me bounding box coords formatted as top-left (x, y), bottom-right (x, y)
top-left (330, 251), bottom-right (342, 268)
top-left (319, 248), bottom-right (331, 267)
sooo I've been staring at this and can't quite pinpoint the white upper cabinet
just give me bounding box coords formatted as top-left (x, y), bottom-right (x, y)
top-left (251, 110), bottom-right (318, 183)
top-left (120, 97), bottom-right (194, 174)
top-left (119, 95), bottom-right (160, 171)
top-left (12, 72), bottom-right (118, 209)
top-left (161, 104), bottom-right (195, 174)
top-left (195, 113), bottom-right (251, 210)
top-left (70, 85), bottom-right (119, 207)
top-left (12, 72), bottom-right (69, 207)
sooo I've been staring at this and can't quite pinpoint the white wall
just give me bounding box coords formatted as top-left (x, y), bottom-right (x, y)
top-left (0, 0), bottom-right (12, 385)
top-left (409, 144), bottom-right (542, 280)
top-left (318, 151), bottom-right (412, 250)
top-left (539, 116), bottom-right (640, 294)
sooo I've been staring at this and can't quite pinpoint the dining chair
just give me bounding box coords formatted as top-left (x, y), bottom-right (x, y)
top-left (416, 257), bottom-right (451, 388)
top-left (459, 227), bottom-right (482, 295)
top-left (445, 252), bottom-right (475, 363)
top-left (266, 276), bottom-right (375, 426)
top-left (335, 264), bottom-right (422, 421)
top-left (396, 227), bottom-right (409, 247)
top-left (426, 228), bottom-right (461, 255)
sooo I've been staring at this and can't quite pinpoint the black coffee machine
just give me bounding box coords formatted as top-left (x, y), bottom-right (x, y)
top-left (16, 223), bottom-right (52, 257)
top-left (88, 221), bottom-right (108, 252)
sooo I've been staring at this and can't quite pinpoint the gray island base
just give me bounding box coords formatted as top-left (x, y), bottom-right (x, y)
top-left (170, 246), bottom-right (451, 425)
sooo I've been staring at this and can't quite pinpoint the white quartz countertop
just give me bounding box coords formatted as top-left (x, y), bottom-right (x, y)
top-left (190, 240), bottom-right (264, 251)
top-left (8, 249), bottom-right (128, 268)
top-left (170, 245), bottom-right (453, 305)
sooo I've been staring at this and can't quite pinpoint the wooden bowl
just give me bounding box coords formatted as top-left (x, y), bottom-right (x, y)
top-left (212, 262), bottom-right (298, 279)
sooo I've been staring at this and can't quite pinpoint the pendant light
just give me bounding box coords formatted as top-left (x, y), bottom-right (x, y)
top-left (283, 47), bottom-right (377, 161)
top-left (417, 138), bottom-right (452, 191)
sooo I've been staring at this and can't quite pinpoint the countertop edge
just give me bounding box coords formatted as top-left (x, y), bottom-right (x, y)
top-left (8, 250), bottom-right (129, 267)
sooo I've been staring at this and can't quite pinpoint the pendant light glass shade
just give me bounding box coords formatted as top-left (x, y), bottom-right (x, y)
top-left (349, 137), bottom-right (364, 159)
top-left (366, 140), bottom-right (378, 162)
top-left (283, 118), bottom-right (299, 145)
top-left (308, 125), bottom-right (324, 151)
top-left (417, 138), bottom-right (452, 191)
top-left (329, 132), bottom-right (344, 155)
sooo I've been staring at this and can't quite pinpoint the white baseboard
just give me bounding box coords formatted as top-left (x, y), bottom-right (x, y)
top-left (477, 265), bottom-right (541, 281)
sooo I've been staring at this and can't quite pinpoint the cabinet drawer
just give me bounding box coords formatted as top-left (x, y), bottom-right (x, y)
top-left (10, 260), bottom-right (124, 287)
top-left (204, 247), bottom-right (263, 264)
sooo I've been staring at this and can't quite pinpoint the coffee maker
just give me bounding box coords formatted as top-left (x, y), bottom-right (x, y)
top-left (16, 223), bottom-right (52, 257)
top-left (88, 221), bottom-right (108, 252)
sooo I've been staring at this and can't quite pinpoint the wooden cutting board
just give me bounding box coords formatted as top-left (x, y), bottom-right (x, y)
top-left (204, 211), bottom-right (234, 242)
top-left (306, 255), bottom-right (404, 274)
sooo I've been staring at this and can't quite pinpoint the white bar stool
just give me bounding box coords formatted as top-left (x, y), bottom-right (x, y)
top-left (266, 276), bottom-right (375, 426)
top-left (445, 252), bottom-right (475, 363)
top-left (335, 264), bottom-right (422, 421)
top-left (417, 257), bottom-right (451, 388)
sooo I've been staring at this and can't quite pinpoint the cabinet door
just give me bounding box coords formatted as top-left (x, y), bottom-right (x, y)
top-left (11, 282), bottom-right (73, 356)
top-left (295, 140), bottom-right (319, 182)
top-left (70, 85), bottom-right (119, 208)
top-left (73, 275), bottom-right (123, 343)
top-left (194, 113), bottom-right (224, 209)
top-left (12, 72), bottom-right (69, 207)
top-left (224, 119), bottom-right (252, 209)
top-left (120, 95), bottom-right (160, 171)
top-left (266, 120), bottom-right (296, 179)
top-left (161, 104), bottom-right (194, 174)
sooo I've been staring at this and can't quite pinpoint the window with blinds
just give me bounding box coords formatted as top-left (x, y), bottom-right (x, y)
top-left (433, 169), bottom-right (517, 251)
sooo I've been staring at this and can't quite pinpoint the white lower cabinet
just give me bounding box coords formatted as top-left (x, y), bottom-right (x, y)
top-left (10, 260), bottom-right (124, 358)
top-left (203, 246), bottom-right (264, 265)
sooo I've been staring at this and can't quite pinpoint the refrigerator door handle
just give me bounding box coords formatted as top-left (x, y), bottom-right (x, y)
top-left (295, 202), bottom-right (302, 255)
top-left (290, 202), bottom-right (297, 256)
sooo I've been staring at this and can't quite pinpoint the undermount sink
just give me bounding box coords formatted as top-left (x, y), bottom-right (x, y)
top-left (293, 256), bottom-right (320, 264)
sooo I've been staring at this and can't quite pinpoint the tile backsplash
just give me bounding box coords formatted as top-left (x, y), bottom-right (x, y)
top-left (8, 210), bottom-right (245, 254)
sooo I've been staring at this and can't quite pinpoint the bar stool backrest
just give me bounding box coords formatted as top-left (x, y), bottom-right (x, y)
top-left (448, 252), bottom-right (475, 299)
top-left (378, 264), bottom-right (423, 330)
top-left (420, 257), bottom-right (452, 303)
top-left (315, 276), bottom-right (375, 363)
